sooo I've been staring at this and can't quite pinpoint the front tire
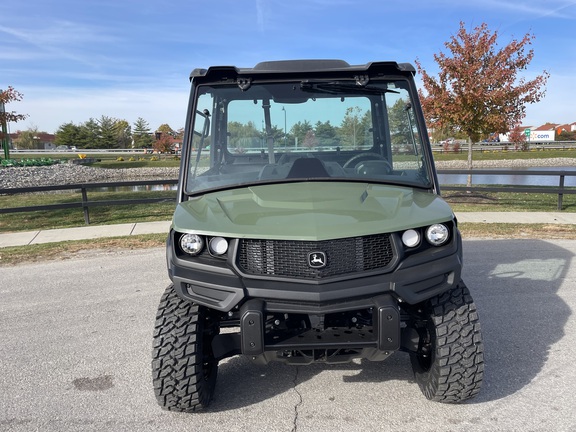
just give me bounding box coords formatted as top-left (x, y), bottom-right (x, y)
top-left (410, 282), bottom-right (484, 403)
top-left (152, 284), bottom-right (219, 412)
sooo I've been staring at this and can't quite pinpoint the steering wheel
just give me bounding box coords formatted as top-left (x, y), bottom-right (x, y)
top-left (343, 152), bottom-right (387, 168)
top-left (343, 152), bottom-right (393, 175)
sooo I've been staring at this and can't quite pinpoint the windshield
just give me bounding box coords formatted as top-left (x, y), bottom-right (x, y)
top-left (185, 79), bottom-right (433, 194)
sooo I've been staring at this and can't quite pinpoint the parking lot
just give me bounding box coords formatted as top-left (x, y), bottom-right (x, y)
top-left (1, 239), bottom-right (575, 431)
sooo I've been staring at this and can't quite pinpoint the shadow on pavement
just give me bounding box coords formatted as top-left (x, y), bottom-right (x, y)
top-left (463, 239), bottom-right (572, 403)
top-left (204, 239), bottom-right (573, 410)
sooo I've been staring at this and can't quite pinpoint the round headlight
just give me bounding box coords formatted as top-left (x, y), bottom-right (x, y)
top-left (180, 233), bottom-right (204, 255)
top-left (402, 229), bottom-right (420, 248)
top-left (208, 237), bottom-right (229, 256)
top-left (425, 224), bottom-right (450, 246)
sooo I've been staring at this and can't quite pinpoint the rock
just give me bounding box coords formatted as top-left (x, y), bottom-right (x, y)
top-left (1, 158), bottom-right (575, 190)
top-left (0, 164), bottom-right (179, 189)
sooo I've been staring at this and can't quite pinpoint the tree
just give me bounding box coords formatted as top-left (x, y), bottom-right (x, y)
top-left (114, 119), bottom-right (132, 149)
top-left (302, 130), bottom-right (318, 148)
top-left (80, 118), bottom-right (101, 148)
top-left (133, 117), bottom-right (154, 149)
top-left (508, 125), bottom-right (528, 150)
top-left (314, 120), bottom-right (340, 147)
top-left (415, 22), bottom-right (549, 184)
top-left (340, 106), bottom-right (367, 148)
top-left (157, 123), bottom-right (175, 137)
top-left (96, 115), bottom-right (118, 149)
top-left (1, 86), bottom-right (29, 159)
top-left (290, 120), bottom-right (313, 148)
top-left (55, 122), bottom-right (81, 148)
top-left (388, 99), bottom-right (413, 145)
top-left (228, 121), bottom-right (261, 150)
top-left (13, 126), bottom-right (43, 149)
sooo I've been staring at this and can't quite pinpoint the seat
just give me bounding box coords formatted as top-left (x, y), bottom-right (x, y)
top-left (286, 158), bottom-right (330, 178)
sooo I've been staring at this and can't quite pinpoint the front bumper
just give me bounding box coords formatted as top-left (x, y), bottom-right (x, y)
top-left (167, 230), bottom-right (463, 313)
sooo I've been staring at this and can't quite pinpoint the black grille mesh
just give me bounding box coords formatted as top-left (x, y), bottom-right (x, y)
top-left (237, 234), bottom-right (394, 280)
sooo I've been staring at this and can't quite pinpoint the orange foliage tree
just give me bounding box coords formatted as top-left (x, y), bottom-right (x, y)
top-left (415, 22), bottom-right (549, 178)
top-left (1, 86), bottom-right (29, 159)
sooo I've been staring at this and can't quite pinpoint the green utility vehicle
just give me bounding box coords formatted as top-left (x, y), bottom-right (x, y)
top-left (152, 60), bottom-right (484, 412)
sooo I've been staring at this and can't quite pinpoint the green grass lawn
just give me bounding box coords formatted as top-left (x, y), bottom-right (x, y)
top-left (1, 149), bottom-right (575, 234)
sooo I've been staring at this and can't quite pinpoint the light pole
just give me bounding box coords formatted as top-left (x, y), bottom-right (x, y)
top-left (0, 101), bottom-right (9, 159)
top-left (282, 106), bottom-right (287, 148)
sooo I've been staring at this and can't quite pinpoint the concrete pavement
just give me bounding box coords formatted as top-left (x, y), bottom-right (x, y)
top-left (1, 212), bottom-right (576, 248)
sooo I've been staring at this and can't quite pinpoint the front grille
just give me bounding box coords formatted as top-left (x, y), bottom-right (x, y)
top-left (236, 234), bottom-right (394, 280)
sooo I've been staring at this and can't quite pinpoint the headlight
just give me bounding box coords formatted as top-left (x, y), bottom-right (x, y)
top-left (402, 229), bottom-right (420, 248)
top-left (208, 237), bottom-right (229, 256)
top-left (425, 224), bottom-right (450, 246)
top-left (180, 233), bottom-right (204, 255)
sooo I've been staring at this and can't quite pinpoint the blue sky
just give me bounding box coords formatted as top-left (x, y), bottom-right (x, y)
top-left (1, 0), bottom-right (575, 134)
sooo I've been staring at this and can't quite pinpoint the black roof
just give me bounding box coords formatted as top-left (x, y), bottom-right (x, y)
top-left (190, 60), bottom-right (416, 82)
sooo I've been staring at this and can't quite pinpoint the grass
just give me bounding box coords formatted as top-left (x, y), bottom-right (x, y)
top-left (1, 187), bottom-right (574, 234)
top-left (0, 190), bottom-right (176, 232)
top-left (432, 147), bottom-right (576, 162)
top-left (1, 149), bottom-right (576, 265)
top-left (2, 223), bottom-right (576, 266)
top-left (0, 234), bottom-right (167, 266)
top-left (444, 190), bottom-right (576, 212)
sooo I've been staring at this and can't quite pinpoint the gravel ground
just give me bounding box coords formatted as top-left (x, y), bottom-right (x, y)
top-left (0, 164), bottom-right (180, 189)
top-left (1, 158), bottom-right (574, 189)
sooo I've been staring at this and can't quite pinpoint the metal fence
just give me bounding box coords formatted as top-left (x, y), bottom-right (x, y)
top-left (1, 170), bottom-right (575, 224)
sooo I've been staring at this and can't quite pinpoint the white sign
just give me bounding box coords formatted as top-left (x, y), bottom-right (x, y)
top-left (499, 130), bottom-right (556, 143)
top-left (529, 130), bottom-right (555, 142)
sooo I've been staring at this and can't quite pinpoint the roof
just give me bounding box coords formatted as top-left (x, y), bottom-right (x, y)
top-left (190, 60), bottom-right (416, 81)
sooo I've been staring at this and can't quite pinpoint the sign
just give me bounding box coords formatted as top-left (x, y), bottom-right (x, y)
top-left (524, 128), bottom-right (531, 137)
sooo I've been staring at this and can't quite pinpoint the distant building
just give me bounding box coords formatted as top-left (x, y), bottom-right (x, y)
top-left (9, 132), bottom-right (56, 149)
top-left (499, 123), bottom-right (557, 142)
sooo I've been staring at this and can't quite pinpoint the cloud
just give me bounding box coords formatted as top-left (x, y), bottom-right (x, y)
top-left (0, 21), bottom-right (120, 67)
top-left (13, 85), bottom-right (190, 133)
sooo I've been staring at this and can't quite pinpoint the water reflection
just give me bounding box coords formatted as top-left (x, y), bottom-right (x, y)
top-left (94, 184), bottom-right (178, 192)
top-left (93, 166), bottom-right (575, 192)
top-left (438, 166), bottom-right (576, 186)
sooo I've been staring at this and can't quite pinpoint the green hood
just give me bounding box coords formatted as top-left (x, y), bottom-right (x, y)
top-left (172, 182), bottom-right (454, 241)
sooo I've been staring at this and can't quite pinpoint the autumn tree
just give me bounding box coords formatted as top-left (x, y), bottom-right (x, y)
top-left (302, 130), bottom-right (318, 148)
top-left (1, 86), bottom-right (29, 159)
top-left (13, 126), bottom-right (45, 149)
top-left (156, 123), bottom-right (175, 137)
top-left (508, 125), bottom-right (528, 150)
top-left (416, 22), bottom-right (549, 182)
top-left (153, 133), bottom-right (174, 153)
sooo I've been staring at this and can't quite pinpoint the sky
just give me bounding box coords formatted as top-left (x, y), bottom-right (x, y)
top-left (1, 0), bottom-right (575, 134)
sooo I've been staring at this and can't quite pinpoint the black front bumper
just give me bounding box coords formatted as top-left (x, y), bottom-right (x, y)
top-left (168, 231), bottom-right (462, 313)
top-left (232, 294), bottom-right (400, 364)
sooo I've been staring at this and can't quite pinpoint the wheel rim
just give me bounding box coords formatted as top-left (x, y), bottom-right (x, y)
top-left (201, 314), bottom-right (218, 381)
top-left (415, 323), bottom-right (434, 372)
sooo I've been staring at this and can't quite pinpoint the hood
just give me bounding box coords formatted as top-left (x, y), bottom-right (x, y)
top-left (172, 182), bottom-right (454, 241)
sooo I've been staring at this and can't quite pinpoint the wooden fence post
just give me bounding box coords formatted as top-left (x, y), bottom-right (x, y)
top-left (81, 187), bottom-right (90, 224)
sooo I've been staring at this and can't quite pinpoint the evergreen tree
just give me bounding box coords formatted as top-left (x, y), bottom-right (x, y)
top-left (133, 117), bottom-right (154, 148)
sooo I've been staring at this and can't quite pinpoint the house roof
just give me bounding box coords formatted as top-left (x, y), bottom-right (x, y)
top-left (533, 122), bottom-right (559, 131)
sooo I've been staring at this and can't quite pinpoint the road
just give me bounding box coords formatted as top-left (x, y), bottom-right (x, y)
top-left (1, 239), bottom-right (575, 432)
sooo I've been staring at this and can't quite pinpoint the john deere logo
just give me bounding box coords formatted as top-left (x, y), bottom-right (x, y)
top-left (308, 251), bottom-right (327, 269)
